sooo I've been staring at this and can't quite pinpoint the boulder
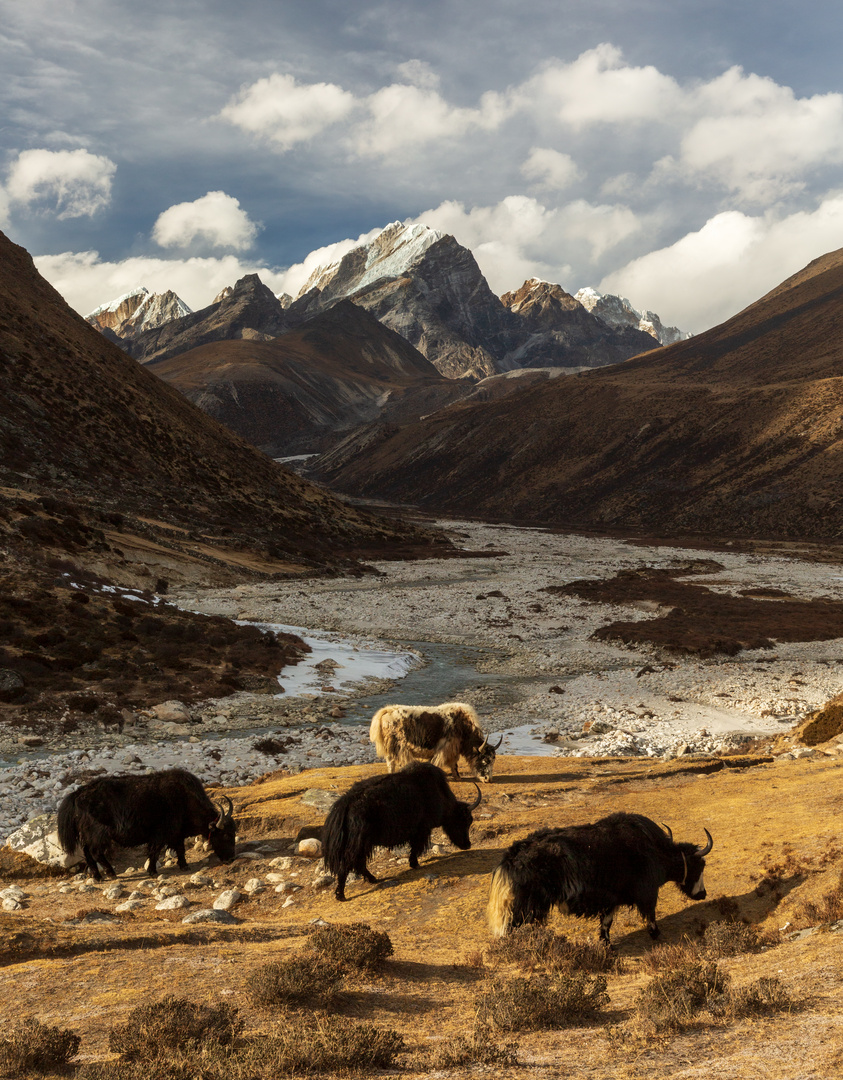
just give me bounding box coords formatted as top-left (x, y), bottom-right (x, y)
top-left (5, 813), bottom-right (78, 869)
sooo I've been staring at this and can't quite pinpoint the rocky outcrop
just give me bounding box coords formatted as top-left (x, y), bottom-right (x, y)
top-left (500, 279), bottom-right (657, 368)
top-left (86, 287), bottom-right (191, 338)
top-left (127, 274), bottom-right (289, 365)
top-left (575, 287), bottom-right (690, 346)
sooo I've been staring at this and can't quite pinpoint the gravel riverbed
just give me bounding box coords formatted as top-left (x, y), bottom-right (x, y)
top-left (3, 520), bottom-right (843, 842)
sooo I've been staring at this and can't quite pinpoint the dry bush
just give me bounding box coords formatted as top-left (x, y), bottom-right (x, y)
top-left (108, 996), bottom-right (241, 1061)
top-left (703, 920), bottom-right (762, 957)
top-left (0, 1018), bottom-right (81, 1075)
top-left (428, 1020), bottom-right (519, 1069)
top-left (635, 960), bottom-right (727, 1033)
top-left (723, 976), bottom-right (793, 1019)
top-left (308, 921), bottom-right (394, 972)
top-left (245, 955), bottom-right (344, 1008)
top-left (478, 971), bottom-right (609, 1031)
top-left (795, 865), bottom-right (843, 926)
top-left (639, 938), bottom-right (705, 974)
top-left (485, 925), bottom-right (622, 974)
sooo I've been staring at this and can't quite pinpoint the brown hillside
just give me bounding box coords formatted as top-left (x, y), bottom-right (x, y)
top-left (0, 230), bottom-right (448, 585)
top-left (149, 301), bottom-right (464, 456)
top-left (4, 753), bottom-right (843, 1078)
top-left (312, 247), bottom-right (843, 540)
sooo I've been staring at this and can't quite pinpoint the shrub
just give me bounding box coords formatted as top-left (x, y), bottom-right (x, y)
top-left (795, 865), bottom-right (843, 926)
top-left (245, 1015), bottom-right (405, 1073)
top-left (0, 1018), bottom-right (80, 1074)
top-left (703, 920), bottom-right (761, 957)
top-left (639, 939), bottom-right (705, 974)
top-left (429, 1021), bottom-right (519, 1068)
top-left (245, 956), bottom-right (344, 1007)
top-left (485, 925), bottom-right (622, 975)
top-left (308, 922), bottom-right (394, 972)
top-left (725, 976), bottom-right (792, 1018)
top-left (636, 960), bottom-right (727, 1032)
top-left (108, 996), bottom-right (241, 1061)
top-left (478, 971), bottom-right (609, 1031)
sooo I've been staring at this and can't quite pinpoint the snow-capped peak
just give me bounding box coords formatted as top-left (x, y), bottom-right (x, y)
top-left (85, 287), bottom-right (149, 320)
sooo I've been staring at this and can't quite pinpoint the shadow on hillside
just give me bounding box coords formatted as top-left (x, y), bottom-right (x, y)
top-left (486, 773), bottom-right (585, 785)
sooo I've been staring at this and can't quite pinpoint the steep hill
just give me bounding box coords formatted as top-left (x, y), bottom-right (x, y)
top-left (0, 229), bottom-right (446, 587)
top-left (149, 301), bottom-right (464, 455)
top-left (311, 246), bottom-right (843, 540)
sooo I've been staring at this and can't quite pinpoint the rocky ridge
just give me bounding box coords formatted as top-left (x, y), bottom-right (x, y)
top-left (86, 287), bottom-right (192, 338)
top-left (575, 286), bottom-right (690, 346)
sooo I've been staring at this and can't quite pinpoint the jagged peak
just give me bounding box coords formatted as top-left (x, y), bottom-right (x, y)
top-left (85, 287), bottom-right (149, 320)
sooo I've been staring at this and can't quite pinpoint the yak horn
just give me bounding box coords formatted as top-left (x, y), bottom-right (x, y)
top-left (696, 828), bottom-right (713, 857)
top-left (661, 822), bottom-right (673, 842)
top-left (491, 734), bottom-right (503, 750)
top-left (216, 796), bottom-right (234, 827)
top-left (469, 783), bottom-right (482, 811)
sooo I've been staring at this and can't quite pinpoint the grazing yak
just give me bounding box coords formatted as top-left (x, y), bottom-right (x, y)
top-left (369, 701), bottom-right (503, 781)
top-left (323, 762), bottom-right (482, 901)
top-left (57, 767), bottom-right (237, 880)
top-left (488, 812), bottom-right (713, 944)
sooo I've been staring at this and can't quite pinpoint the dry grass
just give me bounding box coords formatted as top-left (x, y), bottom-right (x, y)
top-left (485, 924), bottom-right (623, 974)
top-left (426, 1020), bottom-right (519, 1069)
top-left (244, 954), bottom-right (345, 1008)
top-left (107, 996), bottom-right (242, 1061)
top-left (0, 1019), bottom-right (80, 1076)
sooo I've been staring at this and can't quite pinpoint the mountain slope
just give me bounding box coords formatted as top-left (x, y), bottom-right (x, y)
top-left (311, 246), bottom-right (843, 540)
top-left (148, 301), bottom-right (463, 455)
top-left (0, 229), bottom-right (446, 583)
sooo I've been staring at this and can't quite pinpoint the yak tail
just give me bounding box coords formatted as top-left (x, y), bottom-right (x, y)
top-left (487, 863), bottom-right (516, 938)
top-left (321, 798), bottom-right (350, 877)
top-left (369, 708), bottom-right (388, 760)
top-left (56, 794), bottom-right (80, 855)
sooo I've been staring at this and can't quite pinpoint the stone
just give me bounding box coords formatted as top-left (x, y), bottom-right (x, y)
top-left (156, 895), bottom-right (190, 910)
top-left (182, 908), bottom-right (239, 925)
top-left (189, 873), bottom-right (213, 886)
top-left (297, 838), bottom-right (322, 858)
top-left (104, 886), bottom-right (124, 900)
top-left (0, 669), bottom-right (25, 703)
top-left (5, 814), bottom-right (77, 868)
top-left (282, 896), bottom-right (296, 907)
top-left (2, 897), bottom-right (22, 911)
top-left (151, 700), bottom-right (190, 723)
top-left (212, 889), bottom-right (242, 911)
top-left (243, 879), bottom-right (264, 894)
top-left (313, 874), bottom-right (334, 889)
top-left (300, 789), bottom-right (338, 812)
top-left (116, 899), bottom-right (146, 912)
top-left (0, 885), bottom-right (26, 901)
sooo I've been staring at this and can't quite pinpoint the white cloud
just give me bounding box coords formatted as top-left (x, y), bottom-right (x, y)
top-left (394, 59), bottom-right (440, 90)
top-left (599, 194), bottom-right (843, 332)
top-left (152, 190), bottom-right (260, 251)
top-left (275, 226), bottom-right (384, 297)
top-left (0, 186), bottom-right (9, 229)
top-left (521, 147), bottom-right (581, 190)
top-left (6, 148), bottom-right (116, 218)
top-left (218, 73), bottom-right (355, 150)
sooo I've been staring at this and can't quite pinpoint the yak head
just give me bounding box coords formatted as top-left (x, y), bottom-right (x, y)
top-left (472, 734), bottom-right (503, 782)
top-left (442, 785), bottom-right (483, 849)
top-left (676, 828), bottom-right (713, 900)
top-left (208, 796), bottom-right (237, 863)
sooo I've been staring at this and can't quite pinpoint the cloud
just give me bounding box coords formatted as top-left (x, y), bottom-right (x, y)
top-left (599, 194), bottom-right (843, 332)
top-left (152, 190), bottom-right (260, 252)
top-left (6, 148), bottom-right (116, 218)
top-left (521, 147), bottom-right (581, 190)
top-left (218, 73), bottom-right (355, 150)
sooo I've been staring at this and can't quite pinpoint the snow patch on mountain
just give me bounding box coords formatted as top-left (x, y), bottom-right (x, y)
top-left (575, 287), bottom-right (689, 346)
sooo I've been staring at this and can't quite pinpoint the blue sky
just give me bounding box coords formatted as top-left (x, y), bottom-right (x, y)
top-left (3, 0), bottom-right (843, 332)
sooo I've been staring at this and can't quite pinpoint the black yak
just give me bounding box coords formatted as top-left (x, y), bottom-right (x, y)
top-left (369, 702), bottom-right (503, 781)
top-left (488, 812), bottom-right (713, 944)
top-left (323, 762), bottom-right (482, 901)
top-left (57, 767), bottom-right (236, 880)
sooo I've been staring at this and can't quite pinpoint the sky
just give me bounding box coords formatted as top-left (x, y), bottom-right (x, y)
top-left (3, 0), bottom-right (843, 334)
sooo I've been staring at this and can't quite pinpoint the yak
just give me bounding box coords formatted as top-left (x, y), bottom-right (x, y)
top-left (323, 762), bottom-right (482, 901)
top-left (369, 701), bottom-right (503, 782)
top-left (57, 767), bottom-right (236, 880)
top-left (488, 812), bottom-right (713, 944)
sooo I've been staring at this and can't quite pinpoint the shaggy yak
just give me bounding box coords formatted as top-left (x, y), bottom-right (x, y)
top-left (57, 767), bottom-right (236, 880)
top-left (488, 812), bottom-right (713, 944)
top-left (322, 762), bottom-right (482, 901)
top-left (369, 701), bottom-right (502, 781)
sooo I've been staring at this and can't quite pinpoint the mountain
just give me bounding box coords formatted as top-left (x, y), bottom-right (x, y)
top-left (86, 287), bottom-right (192, 338)
top-left (148, 300), bottom-right (464, 456)
top-left (575, 287), bottom-right (690, 346)
top-left (499, 278), bottom-right (657, 368)
top-left (0, 228), bottom-right (446, 586)
top-left (126, 273), bottom-right (289, 365)
top-left (309, 246), bottom-right (843, 541)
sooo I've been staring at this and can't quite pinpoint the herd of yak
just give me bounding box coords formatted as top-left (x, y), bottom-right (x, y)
top-left (56, 701), bottom-right (713, 944)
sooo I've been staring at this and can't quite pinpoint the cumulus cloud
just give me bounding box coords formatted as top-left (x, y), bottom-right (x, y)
top-left (521, 147), bottom-right (581, 190)
top-left (6, 148), bottom-right (116, 218)
top-left (599, 194), bottom-right (843, 332)
top-left (152, 191), bottom-right (260, 252)
top-left (218, 73), bottom-right (355, 150)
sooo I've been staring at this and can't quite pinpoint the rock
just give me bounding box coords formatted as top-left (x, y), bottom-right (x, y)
top-left (213, 889), bottom-right (242, 911)
top-left (116, 899), bottom-right (146, 912)
top-left (300, 789), bottom-right (337, 812)
top-left (151, 701), bottom-right (190, 723)
top-left (155, 885), bottom-right (180, 898)
top-left (268, 857), bottom-right (293, 870)
top-left (0, 669), bottom-right (25, 703)
top-left (182, 908), bottom-right (239, 925)
top-left (297, 838), bottom-right (322, 858)
top-left (265, 873), bottom-right (287, 884)
top-left (104, 886), bottom-right (124, 900)
top-left (5, 814), bottom-right (77, 869)
top-left (0, 885), bottom-right (26, 901)
top-left (243, 878), bottom-right (264, 894)
top-left (189, 872), bottom-right (214, 886)
top-left (313, 874), bottom-right (334, 889)
top-left (282, 896), bottom-right (296, 907)
top-left (20, 735), bottom-right (44, 748)
top-left (156, 895), bottom-right (190, 911)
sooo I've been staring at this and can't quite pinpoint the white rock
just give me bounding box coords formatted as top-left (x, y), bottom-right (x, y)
top-left (116, 899), bottom-right (146, 912)
top-left (297, 838), bottom-right (322, 858)
top-left (282, 896), bottom-right (296, 907)
top-left (265, 873), bottom-right (287, 884)
top-left (244, 878), bottom-right (264, 894)
top-left (156, 895), bottom-right (190, 911)
top-left (189, 873), bottom-right (213, 886)
top-left (104, 886), bottom-right (124, 900)
top-left (0, 885), bottom-right (26, 901)
top-left (2, 898), bottom-right (23, 911)
top-left (213, 889), bottom-right (242, 911)
top-left (156, 885), bottom-right (180, 898)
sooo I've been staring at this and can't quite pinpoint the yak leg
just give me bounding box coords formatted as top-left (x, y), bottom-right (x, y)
top-left (172, 840), bottom-right (189, 870)
top-left (408, 830), bottom-right (429, 870)
top-left (599, 909), bottom-right (616, 944)
top-left (362, 867), bottom-right (379, 883)
top-left (82, 844), bottom-right (103, 881)
top-left (146, 842), bottom-right (164, 877)
top-left (95, 849), bottom-right (118, 879)
top-left (643, 908), bottom-right (660, 940)
top-left (335, 872), bottom-right (348, 901)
